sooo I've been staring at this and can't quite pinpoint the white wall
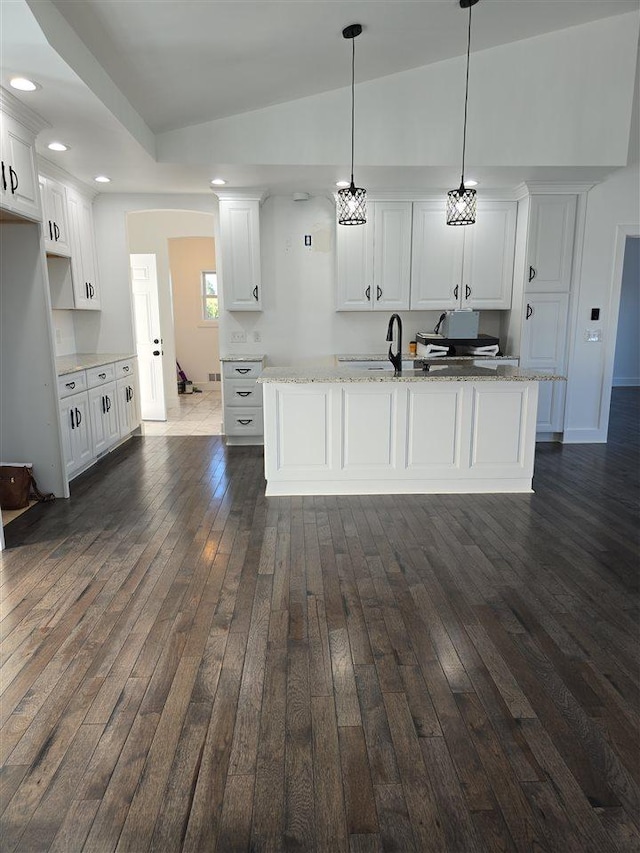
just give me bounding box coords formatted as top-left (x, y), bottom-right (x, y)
top-left (219, 195), bottom-right (502, 365)
top-left (564, 164), bottom-right (640, 441)
top-left (158, 13), bottom-right (638, 171)
top-left (613, 237), bottom-right (640, 386)
top-left (92, 193), bottom-right (218, 409)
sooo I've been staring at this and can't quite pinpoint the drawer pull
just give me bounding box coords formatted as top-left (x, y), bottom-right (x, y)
top-left (235, 368), bottom-right (251, 374)
top-left (65, 381), bottom-right (76, 389)
top-left (238, 418), bottom-right (253, 425)
top-left (236, 391), bottom-right (252, 397)
top-left (98, 372), bottom-right (107, 379)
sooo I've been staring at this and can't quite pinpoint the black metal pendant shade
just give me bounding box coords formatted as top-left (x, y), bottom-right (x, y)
top-left (447, 0), bottom-right (480, 226)
top-left (338, 23), bottom-right (366, 226)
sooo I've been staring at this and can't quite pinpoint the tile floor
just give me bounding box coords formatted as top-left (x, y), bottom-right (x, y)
top-left (141, 389), bottom-right (223, 436)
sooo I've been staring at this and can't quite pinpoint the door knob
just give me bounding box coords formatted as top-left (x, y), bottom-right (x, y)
top-left (153, 350), bottom-right (160, 356)
top-left (153, 338), bottom-right (160, 344)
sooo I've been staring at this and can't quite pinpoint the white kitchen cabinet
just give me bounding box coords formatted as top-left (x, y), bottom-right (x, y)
top-left (520, 292), bottom-right (569, 433)
top-left (116, 377), bottom-right (139, 438)
top-left (336, 202), bottom-right (412, 311)
top-left (59, 392), bottom-right (93, 477)
top-left (40, 176), bottom-right (71, 256)
top-left (222, 358), bottom-right (264, 444)
top-left (526, 195), bottom-right (577, 292)
top-left (410, 201), bottom-right (516, 310)
top-left (219, 199), bottom-right (261, 310)
top-left (66, 187), bottom-right (101, 309)
top-left (0, 97), bottom-right (43, 222)
top-left (88, 382), bottom-right (119, 454)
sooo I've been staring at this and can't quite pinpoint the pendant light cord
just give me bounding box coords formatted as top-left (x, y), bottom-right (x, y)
top-left (460, 3), bottom-right (472, 186)
top-left (350, 36), bottom-right (356, 187)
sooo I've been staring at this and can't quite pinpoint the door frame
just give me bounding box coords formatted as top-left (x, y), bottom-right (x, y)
top-left (601, 224), bottom-right (640, 440)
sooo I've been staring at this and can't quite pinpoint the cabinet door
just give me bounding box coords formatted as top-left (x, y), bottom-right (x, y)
top-left (66, 188), bottom-right (101, 310)
top-left (372, 202), bottom-right (412, 311)
top-left (116, 377), bottom-right (139, 438)
top-left (88, 385), bottom-right (118, 453)
top-left (462, 201), bottom-right (516, 309)
top-left (1, 113), bottom-right (41, 221)
top-left (526, 195), bottom-right (577, 292)
top-left (520, 293), bottom-right (569, 368)
top-left (410, 202), bottom-right (462, 310)
top-left (41, 177), bottom-right (71, 256)
top-left (336, 212), bottom-right (374, 310)
top-left (219, 199), bottom-right (261, 310)
top-left (60, 393), bottom-right (93, 476)
top-left (534, 372), bottom-right (566, 433)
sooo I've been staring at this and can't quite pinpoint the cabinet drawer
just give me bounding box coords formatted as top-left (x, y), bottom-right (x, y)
top-left (86, 362), bottom-right (116, 388)
top-left (58, 370), bottom-right (87, 398)
top-left (223, 361), bottom-right (263, 379)
top-left (114, 358), bottom-right (136, 379)
top-left (224, 407), bottom-right (263, 436)
top-left (224, 379), bottom-right (263, 407)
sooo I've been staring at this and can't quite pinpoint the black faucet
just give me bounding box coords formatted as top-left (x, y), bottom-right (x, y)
top-left (386, 313), bottom-right (403, 375)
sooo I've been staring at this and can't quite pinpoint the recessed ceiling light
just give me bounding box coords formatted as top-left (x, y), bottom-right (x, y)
top-left (464, 179), bottom-right (479, 187)
top-left (94, 175), bottom-right (111, 183)
top-left (335, 180), bottom-right (350, 188)
top-left (47, 142), bottom-right (69, 152)
top-left (9, 76), bottom-right (39, 92)
top-left (210, 178), bottom-right (227, 186)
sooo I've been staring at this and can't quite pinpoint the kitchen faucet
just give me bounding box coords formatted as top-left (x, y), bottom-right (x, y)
top-left (386, 313), bottom-right (403, 375)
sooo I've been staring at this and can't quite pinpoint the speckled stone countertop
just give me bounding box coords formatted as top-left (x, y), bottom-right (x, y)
top-left (258, 364), bottom-right (565, 383)
top-left (56, 353), bottom-right (136, 376)
top-left (220, 354), bottom-right (266, 362)
top-left (336, 353), bottom-right (518, 362)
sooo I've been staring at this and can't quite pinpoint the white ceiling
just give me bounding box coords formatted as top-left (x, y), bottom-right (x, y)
top-left (1, 0), bottom-right (638, 194)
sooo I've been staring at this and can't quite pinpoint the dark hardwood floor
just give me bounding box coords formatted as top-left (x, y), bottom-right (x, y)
top-left (1, 388), bottom-right (638, 852)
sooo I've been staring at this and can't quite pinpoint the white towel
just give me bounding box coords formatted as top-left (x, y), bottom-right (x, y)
top-left (464, 344), bottom-right (500, 356)
top-left (417, 342), bottom-right (449, 357)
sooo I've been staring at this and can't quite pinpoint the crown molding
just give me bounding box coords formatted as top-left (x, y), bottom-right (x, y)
top-left (515, 180), bottom-right (597, 197)
top-left (37, 155), bottom-right (98, 198)
top-left (212, 187), bottom-right (268, 203)
top-left (0, 86), bottom-right (50, 137)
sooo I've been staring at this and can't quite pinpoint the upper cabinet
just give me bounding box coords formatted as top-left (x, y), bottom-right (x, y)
top-left (336, 201), bottom-right (412, 311)
top-left (526, 195), bottom-right (577, 292)
top-left (0, 90), bottom-right (46, 223)
top-left (218, 198), bottom-right (262, 311)
top-left (65, 187), bottom-right (101, 310)
top-left (411, 200), bottom-right (516, 310)
top-left (40, 176), bottom-right (71, 256)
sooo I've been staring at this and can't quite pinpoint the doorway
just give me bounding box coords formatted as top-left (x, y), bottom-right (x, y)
top-left (130, 253), bottom-right (166, 421)
top-left (127, 210), bottom-right (222, 435)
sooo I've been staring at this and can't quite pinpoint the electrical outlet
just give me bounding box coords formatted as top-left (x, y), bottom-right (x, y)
top-left (231, 331), bottom-right (246, 343)
top-left (253, 331), bottom-right (261, 343)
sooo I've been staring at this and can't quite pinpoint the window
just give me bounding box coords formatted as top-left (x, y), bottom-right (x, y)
top-left (202, 271), bottom-right (219, 320)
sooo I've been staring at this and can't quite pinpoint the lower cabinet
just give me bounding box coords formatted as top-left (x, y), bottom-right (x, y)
top-left (58, 359), bottom-right (140, 481)
top-left (222, 358), bottom-right (264, 445)
top-left (59, 393), bottom-right (93, 477)
top-left (88, 383), bottom-right (120, 454)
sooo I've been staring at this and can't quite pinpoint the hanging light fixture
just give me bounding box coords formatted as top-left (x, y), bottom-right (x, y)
top-left (447, 0), bottom-right (480, 226)
top-left (337, 23), bottom-right (366, 225)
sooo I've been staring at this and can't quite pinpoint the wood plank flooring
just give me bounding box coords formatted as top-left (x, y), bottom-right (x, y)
top-left (1, 388), bottom-right (638, 852)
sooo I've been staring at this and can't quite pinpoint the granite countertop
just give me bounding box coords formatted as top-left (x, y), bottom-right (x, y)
top-left (337, 353), bottom-right (518, 362)
top-left (258, 364), bottom-right (565, 384)
top-left (220, 354), bottom-right (266, 362)
top-left (56, 353), bottom-right (136, 376)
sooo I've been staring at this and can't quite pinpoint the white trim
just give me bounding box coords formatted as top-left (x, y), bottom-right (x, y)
top-left (265, 478), bottom-right (534, 496)
top-left (212, 188), bottom-right (267, 203)
top-left (37, 155), bottom-right (97, 198)
top-left (0, 86), bottom-right (50, 135)
top-left (601, 225), bottom-right (640, 440)
top-left (515, 181), bottom-right (598, 196)
top-left (562, 428), bottom-right (607, 444)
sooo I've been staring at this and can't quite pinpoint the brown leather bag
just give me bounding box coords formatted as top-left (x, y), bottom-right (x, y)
top-left (0, 465), bottom-right (55, 510)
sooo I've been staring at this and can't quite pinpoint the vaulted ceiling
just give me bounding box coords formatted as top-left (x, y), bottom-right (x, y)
top-left (1, 0), bottom-right (638, 194)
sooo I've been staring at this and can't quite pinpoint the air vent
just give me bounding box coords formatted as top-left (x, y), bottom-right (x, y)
top-left (209, 372), bottom-right (221, 382)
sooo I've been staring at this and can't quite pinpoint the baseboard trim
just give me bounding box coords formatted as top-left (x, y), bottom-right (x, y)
top-left (612, 377), bottom-right (640, 387)
top-left (562, 428), bottom-right (607, 444)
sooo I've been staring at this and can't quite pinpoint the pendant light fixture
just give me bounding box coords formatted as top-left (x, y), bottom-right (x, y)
top-left (447, 0), bottom-right (480, 226)
top-left (337, 23), bottom-right (366, 226)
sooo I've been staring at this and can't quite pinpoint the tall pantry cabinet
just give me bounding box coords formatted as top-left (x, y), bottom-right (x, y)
top-left (0, 88), bottom-right (68, 551)
top-left (511, 192), bottom-right (579, 435)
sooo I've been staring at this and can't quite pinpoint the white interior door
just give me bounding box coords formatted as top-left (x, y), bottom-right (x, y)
top-left (130, 254), bottom-right (166, 421)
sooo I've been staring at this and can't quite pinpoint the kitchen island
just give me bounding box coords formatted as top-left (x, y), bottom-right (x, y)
top-left (258, 363), bottom-right (564, 496)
